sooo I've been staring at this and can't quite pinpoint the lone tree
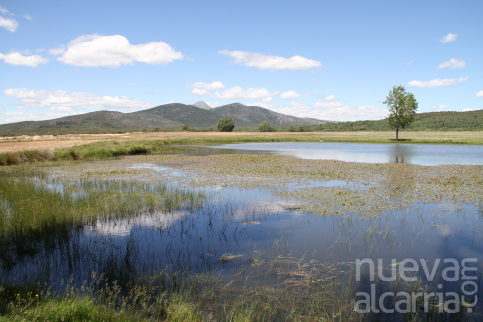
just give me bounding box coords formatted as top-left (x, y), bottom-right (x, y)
top-left (258, 121), bottom-right (276, 132)
top-left (383, 85), bottom-right (418, 141)
top-left (217, 117), bottom-right (235, 132)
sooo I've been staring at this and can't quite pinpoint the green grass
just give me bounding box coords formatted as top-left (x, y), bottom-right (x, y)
top-left (0, 168), bottom-right (204, 244)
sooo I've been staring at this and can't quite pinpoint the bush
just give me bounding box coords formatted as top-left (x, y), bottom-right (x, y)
top-left (182, 124), bottom-right (190, 131)
top-left (217, 118), bottom-right (235, 132)
top-left (258, 121), bottom-right (276, 132)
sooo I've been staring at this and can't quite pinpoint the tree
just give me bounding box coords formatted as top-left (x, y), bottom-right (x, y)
top-left (182, 124), bottom-right (190, 131)
top-left (383, 85), bottom-right (418, 141)
top-left (258, 121), bottom-right (276, 132)
top-left (217, 118), bottom-right (235, 132)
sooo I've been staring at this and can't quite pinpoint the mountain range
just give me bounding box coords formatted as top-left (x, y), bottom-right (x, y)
top-left (0, 102), bottom-right (328, 133)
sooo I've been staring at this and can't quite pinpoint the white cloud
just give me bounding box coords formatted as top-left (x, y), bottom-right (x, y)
top-left (441, 33), bottom-right (458, 43)
top-left (0, 52), bottom-right (49, 67)
top-left (406, 60), bottom-right (415, 66)
top-left (4, 88), bottom-right (153, 112)
top-left (219, 50), bottom-right (321, 71)
top-left (476, 91), bottom-right (483, 98)
top-left (262, 97), bottom-right (272, 102)
top-left (248, 102), bottom-right (274, 109)
top-left (192, 88), bottom-right (212, 97)
top-left (0, 16), bottom-right (18, 32)
top-left (48, 106), bottom-right (73, 112)
top-left (186, 81), bottom-right (225, 90)
top-left (214, 86), bottom-right (277, 99)
top-left (300, 105), bottom-right (388, 121)
top-left (0, 111), bottom-right (75, 124)
top-left (53, 34), bottom-right (183, 67)
top-left (438, 58), bottom-right (465, 70)
top-left (251, 98), bottom-right (388, 122)
top-left (204, 101), bottom-right (219, 108)
top-left (431, 105), bottom-right (449, 111)
top-left (23, 14), bottom-right (32, 20)
top-left (314, 95), bottom-right (343, 108)
top-left (0, 5), bottom-right (9, 15)
top-left (463, 108), bottom-right (474, 112)
top-left (271, 102), bottom-right (312, 115)
top-left (280, 90), bottom-right (311, 99)
top-left (408, 77), bottom-right (469, 88)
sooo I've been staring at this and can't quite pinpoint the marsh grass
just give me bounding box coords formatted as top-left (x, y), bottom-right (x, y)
top-left (0, 168), bottom-right (204, 269)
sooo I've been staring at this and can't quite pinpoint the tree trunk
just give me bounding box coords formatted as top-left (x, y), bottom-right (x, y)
top-left (396, 126), bottom-right (399, 141)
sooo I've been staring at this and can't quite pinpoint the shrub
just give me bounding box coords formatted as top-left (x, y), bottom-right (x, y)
top-left (258, 121), bottom-right (276, 132)
top-left (217, 118), bottom-right (235, 132)
top-left (182, 124), bottom-right (190, 131)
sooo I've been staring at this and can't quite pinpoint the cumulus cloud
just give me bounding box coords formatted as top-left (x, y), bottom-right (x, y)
top-left (0, 52), bottom-right (49, 67)
top-left (441, 33), bottom-right (458, 43)
top-left (431, 105), bottom-right (449, 111)
top-left (52, 34), bottom-right (183, 67)
top-left (219, 50), bottom-right (321, 71)
top-left (4, 88), bottom-right (153, 112)
top-left (23, 14), bottom-right (32, 20)
top-left (214, 86), bottom-right (277, 99)
top-left (186, 81), bottom-right (225, 90)
top-left (314, 95), bottom-right (344, 108)
top-left (270, 102), bottom-right (312, 115)
top-left (476, 91), bottom-right (483, 98)
top-left (408, 77), bottom-right (469, 88)
top-left (463, 108), bottom-right (474, 112)
top-left (262, 97), bottom-right (272, 102)
top-left (0, 16), bottom-right (18, 32)
top-left (249, 102), bottom-right (274, 109)
top-left (280, 91), bottom-right (311, 99)
top-left (0, 111), bottom-right (75, 124)
top-left (251, 97), bottom-right (388, 122)
top-left (192, 88), bottom-right (212, 97)
top-left (438, 58), bottom-right (465, 70)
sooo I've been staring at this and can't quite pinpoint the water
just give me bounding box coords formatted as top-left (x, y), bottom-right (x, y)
top-left (2, 143), bottom-right (483, 319)
top-left (207, 142), bottom-right (483, 166)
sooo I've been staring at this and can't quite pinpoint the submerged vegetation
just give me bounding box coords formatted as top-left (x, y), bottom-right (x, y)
top-left (0, 143), bottom-right (482, 320)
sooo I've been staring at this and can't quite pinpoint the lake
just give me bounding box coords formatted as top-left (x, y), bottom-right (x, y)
top-left (207, 142), bottom-right (483, 165)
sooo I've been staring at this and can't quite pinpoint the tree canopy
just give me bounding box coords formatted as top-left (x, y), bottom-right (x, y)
top-left (217, 118), bottom-right (235, 132)
top-left (383, 85), bottom-right (418, 140)
top-left (258, 121), bottom-right (276, 132)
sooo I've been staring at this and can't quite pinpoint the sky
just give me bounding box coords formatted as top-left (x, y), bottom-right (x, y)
top-left (0, 0), bottom-right (482, 124)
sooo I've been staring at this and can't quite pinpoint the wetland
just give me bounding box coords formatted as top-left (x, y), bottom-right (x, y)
top-left (1, 141), bottom-right (483, 321)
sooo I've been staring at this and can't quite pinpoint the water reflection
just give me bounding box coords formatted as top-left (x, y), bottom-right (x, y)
top-left (206, 142), bottom-right (483, 166)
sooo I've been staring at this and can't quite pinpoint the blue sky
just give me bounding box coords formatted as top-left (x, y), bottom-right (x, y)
top-left (0, 0), bottom-right (481, 124)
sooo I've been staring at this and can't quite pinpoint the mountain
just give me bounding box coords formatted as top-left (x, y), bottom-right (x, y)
top-left (135, 103), bottom-right (221, 127)
top-left (0, 102), bottom-right (329, 134)
top-left (192, 101), bottom-right (212, 110)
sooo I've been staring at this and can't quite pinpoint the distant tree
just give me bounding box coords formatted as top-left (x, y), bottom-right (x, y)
top-left (182, 124), bottom-right (190, 131)
top-left (288, 125), bottom-right (296, 132)
top-left (217, 118), bottom-right (235, 132)
top-left (207, 126), bottom-right (214, 132)
top-left (258, 121), bottom-right (276, 132)
top-left (383, 85), bottom-right (418, 141)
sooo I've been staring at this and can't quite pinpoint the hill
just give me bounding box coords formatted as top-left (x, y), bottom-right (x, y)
top-left (0, 101), bottom-right (328, 135)
top-left (0, 110), bottom-right (182, 133)
top-left (213, 103), bottom-right (323, 126)
top-left (299, 109), bottom-right (483, 132)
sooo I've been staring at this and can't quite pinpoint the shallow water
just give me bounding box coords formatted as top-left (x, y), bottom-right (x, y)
top-left (2, 147), bottom-right (483, 319)
top-left (207, 142), bottom-right (483, 166)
